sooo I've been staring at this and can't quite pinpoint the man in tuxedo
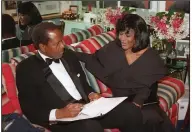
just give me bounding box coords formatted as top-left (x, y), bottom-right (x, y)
top-left (16, 22), bottom-right (143, 132)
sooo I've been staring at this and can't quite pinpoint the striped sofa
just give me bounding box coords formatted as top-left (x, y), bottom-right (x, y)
top-left (3, 49), bottom-right (183, 132)
top-left (63, 24), bottom-right (104, 45)
top-left (2, 30), bottom-right (185, 131)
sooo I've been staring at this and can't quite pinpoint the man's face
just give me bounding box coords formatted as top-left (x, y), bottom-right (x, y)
top-left (40, 29), bottom-right (65, 59)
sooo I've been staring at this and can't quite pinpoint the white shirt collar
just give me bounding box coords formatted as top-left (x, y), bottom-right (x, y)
top-left (38, 50), bottom-right (51, 62)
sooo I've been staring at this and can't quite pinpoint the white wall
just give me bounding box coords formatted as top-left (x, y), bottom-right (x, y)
top-left (2, 1), bottom-right (17, 15)
top-left (59, 1), bottom-right (71, 13)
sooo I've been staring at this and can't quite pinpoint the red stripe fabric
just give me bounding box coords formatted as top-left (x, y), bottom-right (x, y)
top-left (2, 63), bottom-right (22, 114)
top-left (63, 35), bottom-right (73, 45)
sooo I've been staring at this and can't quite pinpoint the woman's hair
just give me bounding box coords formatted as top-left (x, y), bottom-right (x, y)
top-left (2, 14), bottom-right (16, 38)
top-left (17, 2), bottom-right (42, 29)
top-left (116, 14), bottom-right (150, 52)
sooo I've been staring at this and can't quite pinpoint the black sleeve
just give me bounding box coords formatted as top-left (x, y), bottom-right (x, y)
top-left (132, 58), bottom-right (168, 106)
top-left (16, 63), bottom-right (51, 125)
top-left (75, 52), bottom-right (107, 82)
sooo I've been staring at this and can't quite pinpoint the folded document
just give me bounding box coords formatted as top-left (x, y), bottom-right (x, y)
top-left (52, 97), bottom-right (127, 122)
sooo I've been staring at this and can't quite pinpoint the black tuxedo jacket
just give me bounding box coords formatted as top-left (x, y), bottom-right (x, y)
top-left (16, 48), bottom-right (93, 128)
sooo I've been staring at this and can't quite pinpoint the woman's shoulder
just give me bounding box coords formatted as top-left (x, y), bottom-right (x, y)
top-left (144, 48), bottom-right (165, 67)
top-left (98, 39), bottom-right (121, 54)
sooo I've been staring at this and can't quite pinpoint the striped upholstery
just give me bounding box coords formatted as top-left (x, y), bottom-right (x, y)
top-left (63, 25), bottom-right (104, 45)
top-left (2, 47), bottom-right (22, 63)
top-left (2, 63), bottom-right (22, 114)
top-left (2, 44), bottom-right (36, 63)
top-left (20, 44), bottom-right (37, 54)
top-left (168, 103), bottom-right (179, 127)
top-left (10, 52), bottom-right (35, 66)
top-left (158, 76), bottom-right (185, 112)
top-left (75, 30), bottom-right (116, 53)
top-left (2, 93), bottom-right (14, 114)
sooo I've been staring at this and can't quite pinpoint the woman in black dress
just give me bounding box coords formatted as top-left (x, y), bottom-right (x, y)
top-left (75, 14), bottom-right (175, 132)
top-left (16, 2), bottom-right (42, 45)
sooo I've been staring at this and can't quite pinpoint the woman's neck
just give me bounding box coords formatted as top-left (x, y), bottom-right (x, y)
top-left (125, 48), bottom-right (148, 56)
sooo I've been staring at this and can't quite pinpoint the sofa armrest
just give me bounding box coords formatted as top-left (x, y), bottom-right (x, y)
top-left (157, 76), bottom-right (185, 112)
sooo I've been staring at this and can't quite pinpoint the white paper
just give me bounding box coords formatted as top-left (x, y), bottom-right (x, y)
top-left (52, 97), bottom-right (127, 122)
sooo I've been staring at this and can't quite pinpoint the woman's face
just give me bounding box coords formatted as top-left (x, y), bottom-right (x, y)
top-left (19, 13), bottom-right (31, 26)
top-left (118, 29), bottom-right (135, 51)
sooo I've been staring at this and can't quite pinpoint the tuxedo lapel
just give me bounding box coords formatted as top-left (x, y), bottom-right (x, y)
top-left (60, 57), bottom-right (89, 102)
top-left (35, 53), bottom-right (74, 102)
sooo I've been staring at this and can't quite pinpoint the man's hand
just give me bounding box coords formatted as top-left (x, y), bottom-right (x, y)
top-left (55, 103), bottom-right (84, 119)
top-left (88, 92), bottom-right (101, 102)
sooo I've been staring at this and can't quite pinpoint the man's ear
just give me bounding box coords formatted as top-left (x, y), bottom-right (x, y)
top-left (39, 43), bottom-right (46, 53)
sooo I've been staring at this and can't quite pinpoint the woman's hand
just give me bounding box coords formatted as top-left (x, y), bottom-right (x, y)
top-left (88, 92), bottom-right (102, 102)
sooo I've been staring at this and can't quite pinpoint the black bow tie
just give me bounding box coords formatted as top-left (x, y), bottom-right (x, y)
top-left (45, 58), bottom-right (60, 65)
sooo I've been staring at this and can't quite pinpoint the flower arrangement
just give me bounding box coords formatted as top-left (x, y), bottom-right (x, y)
top-left (150, 11), bottom-right (189, 42)
top-left (104, 6), bottom-right (136, 26)
top-left (105, 7), bottom-right (122, 26)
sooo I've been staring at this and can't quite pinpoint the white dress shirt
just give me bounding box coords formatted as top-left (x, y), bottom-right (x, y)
top-left (38, 51), bottom-right (82, 120)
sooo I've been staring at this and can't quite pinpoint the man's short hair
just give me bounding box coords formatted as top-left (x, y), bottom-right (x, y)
top-left (31, 22), bottom-right (60, 49)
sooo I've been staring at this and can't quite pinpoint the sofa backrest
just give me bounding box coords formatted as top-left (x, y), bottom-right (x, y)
top-left (10, 52), bottom-right (35, 66)
top-left (63, 25), bottom-right (104, 45)
top-left (2, 44), bottom-right (36, 63)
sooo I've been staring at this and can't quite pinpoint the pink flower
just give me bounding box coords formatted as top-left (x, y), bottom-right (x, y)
top-left (149, 11), bottom-right (188, 41)
top-left (105, 7), bottom-right (123, 26)
top-left (150, 16), bottom-right (159, 23)
top-left (156, 21), bottom-right (167, 34)
top-left (172, 18), bottom-right (183, 29)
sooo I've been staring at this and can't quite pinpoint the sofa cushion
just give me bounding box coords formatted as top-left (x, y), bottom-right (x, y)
top-left (2, 63), bottom-right (22, 114)
top-left (2, 93), bottom-right (15, 114)
top-left (63, 25), bottom-right (104, 45)
top-left (10, 52), bottom-right (35, 66)
top-left (87, 25), bottom-right (104, 36)
top-left (2, 47), bottom-right (22, 63)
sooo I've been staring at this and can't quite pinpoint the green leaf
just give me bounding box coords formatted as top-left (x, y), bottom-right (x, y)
top-left (129, 9), bottom-right (136, 12)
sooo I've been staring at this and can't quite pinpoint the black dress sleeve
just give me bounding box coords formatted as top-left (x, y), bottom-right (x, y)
top-left (132, 49), bottom-right (168, 106)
